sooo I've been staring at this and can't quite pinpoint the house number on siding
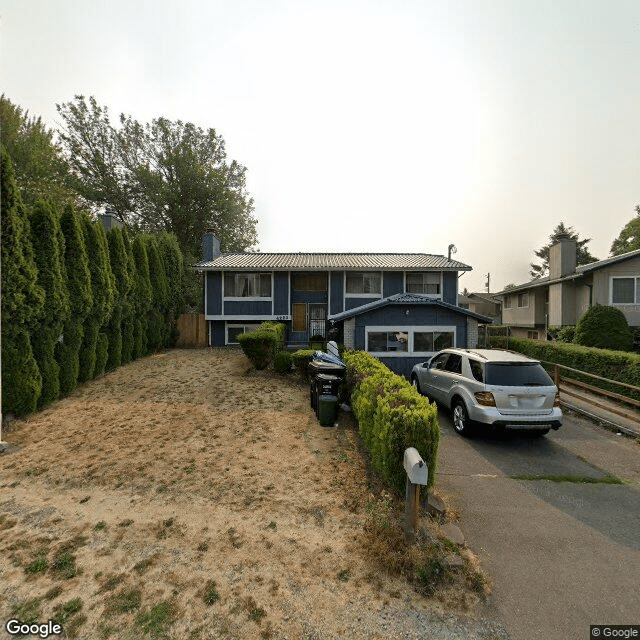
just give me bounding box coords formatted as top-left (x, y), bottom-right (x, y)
top-left (275, 315), bottom-right (291, 321)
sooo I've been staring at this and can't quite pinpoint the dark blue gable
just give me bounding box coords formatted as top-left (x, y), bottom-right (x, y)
top-left (443, 272), bottom-right (458, 304)
top-left (206, 272), bottom-right (222, 316)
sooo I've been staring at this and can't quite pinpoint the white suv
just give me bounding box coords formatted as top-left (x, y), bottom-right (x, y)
top-left (410, 349), bottom-right (562, 436)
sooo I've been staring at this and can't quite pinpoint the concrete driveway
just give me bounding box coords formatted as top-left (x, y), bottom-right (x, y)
top-left (436, 409), bottom-right (640, 640)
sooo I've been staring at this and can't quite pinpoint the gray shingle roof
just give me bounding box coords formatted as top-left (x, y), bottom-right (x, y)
top-left (194, 253), bottom-right (472, 271)
top-left (330, 293), bottom-right (493, 323)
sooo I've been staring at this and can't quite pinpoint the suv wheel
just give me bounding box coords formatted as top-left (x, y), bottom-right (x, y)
top-left (452, 400), bottom-right (471, 436)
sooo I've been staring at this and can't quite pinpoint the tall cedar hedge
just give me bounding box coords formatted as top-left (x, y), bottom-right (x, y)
top-left (57, 204), bottom-right (92, 396)
top-left (156, 231), bottom-right (184, 346)
top-left (78, 214), bottom-right (115, 381)
top-left (131, 235), bottom-right (153, 358)
top-left (105, 228), bottom-right (131, 371)
top-left (29, 199), bottom-right (70, 406)
top-left (344, 350), bottom-right (440, 491)
top-left (1, 147), bottom-right (44, 415)
top-left (141, 235), bottom-right (166, 352)
top-left (120, 227), bottom-right (136, 364)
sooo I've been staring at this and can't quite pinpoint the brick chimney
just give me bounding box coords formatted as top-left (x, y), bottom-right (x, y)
top-left (202, 231), bottom-right (221, 262)
top-left (549, 237), bottom-right (577, 279)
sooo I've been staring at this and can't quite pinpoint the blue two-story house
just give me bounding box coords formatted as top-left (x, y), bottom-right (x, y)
top-left (195, 233), bottom-right (491, 377)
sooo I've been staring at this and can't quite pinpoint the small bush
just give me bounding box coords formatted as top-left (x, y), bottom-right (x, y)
top-left (574, 304), bottom-right (633, 351)
top-left (291, 348), bottom-right (315, 380)
top-left (344, 351), bottom-right (440, 491)
top-left (555, 325), bottom-right (576, 343)
top-left (237, 322), bottom-right (285, 369)
top-left (274, 350), bottom-right (293, 373)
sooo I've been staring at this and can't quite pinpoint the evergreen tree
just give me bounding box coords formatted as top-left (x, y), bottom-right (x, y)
top-left (78, 215), bottom-right (115, 381)
top-left (1, 146), bottom-right (44, 415)
top-left (105, 227), bottom-right (131, 371)
top-left (610, 206), bottom-right (640, 256)
top-left (530, 222), bottom-right (598, 279)
top-left (120, 227), bottom-right (136, 363)
top-left (157, 232), bottom-right (185, 346)
top-left (57, 203), bottom-right (92, 396)
top-left (29, 199), bottom-right (70, 406)
top-left (131, 235), bottom-right (153, 358)
top-left (144, 235), bottom-right (168, 351)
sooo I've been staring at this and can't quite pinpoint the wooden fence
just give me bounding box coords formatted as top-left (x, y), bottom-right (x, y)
top-left (175, 313), bottom-right (208, 348)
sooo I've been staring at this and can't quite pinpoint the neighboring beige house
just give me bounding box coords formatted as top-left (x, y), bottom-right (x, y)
top-left (458, 292), bottom-right (502, 323)
top-left (497, 239), bottom-right (640, 339)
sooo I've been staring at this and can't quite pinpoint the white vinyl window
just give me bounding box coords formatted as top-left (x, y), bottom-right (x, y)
top-left (224, 272), bottom-right (272, 298)
top-left (406, 272), bottom-right (441, 295)
top-left (611, 277), bottom-right (640, 304)
top-left (366, 326), bottom-right (456, 357)
top-left (345, 272), bottom-right (381, 295)
top-left (504, 295), bottom-right (513, 309)
top-left (226, 323), bottom-right (261, 344)
top-left (517, 293), bottom-right (529, 308)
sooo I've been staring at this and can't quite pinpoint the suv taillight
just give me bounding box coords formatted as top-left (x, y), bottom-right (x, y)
top-left (554, 391), bottom-right (561, 407)
top-left (474, 392), bottom-right (496, 406)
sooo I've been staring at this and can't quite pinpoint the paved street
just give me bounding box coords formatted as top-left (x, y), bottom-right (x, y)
top-left (436, 409), bottom-right (640, 640)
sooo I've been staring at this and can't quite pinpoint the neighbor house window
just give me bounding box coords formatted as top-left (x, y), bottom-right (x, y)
top-left (226, 323), bottom-right (260, 344)
top-left (366, 326), bottom-right (455, 356)
top-left (224, 272), bottom-right (271, 298)
top-left (517, 293), bottom-right (529, 308)
top-left (406, 272), bottom-right (441, 295)
top-left (527, 330), bottom-right (539, 340)
top-left (611, 277), bottom-right (640, 304)
top-left (345, 272), bottom-right (381, 295)
top-left (504, 296), bottom-right (513, 309)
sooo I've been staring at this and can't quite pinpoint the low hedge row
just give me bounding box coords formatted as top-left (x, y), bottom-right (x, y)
top-left (489, 336), bottom-right (640, 401)
top-left (291, 348), bottom-right (316, 379)
top-left (343, 350), bottom-right (439, 491)
top-left (237, 322), bottom-right (285, 370)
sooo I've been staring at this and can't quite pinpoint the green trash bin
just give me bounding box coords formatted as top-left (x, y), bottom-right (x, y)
top-left (317, 394), bottom-right (338, 427)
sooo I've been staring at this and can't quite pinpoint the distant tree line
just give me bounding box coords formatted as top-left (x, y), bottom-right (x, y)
top-left (1, 148), bottom-right (185, 418)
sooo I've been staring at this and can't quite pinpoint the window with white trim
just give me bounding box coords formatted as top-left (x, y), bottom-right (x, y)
top-left (406, 271), bottom-right (441, 295)
top-left (345, 272), bottom-right (381, 295)
top-left (224, 272), bottom-right (271, 298)
top-left (517, 293), bottom-right (529, 308)
top-left (612, 277), bottom-right (640, 304)
top-left (504, 295), bottom-right (513, 309)
top-left (366, 326), bottom-right (455, 356)
top-left (226, 323), bottom-right (260, 344)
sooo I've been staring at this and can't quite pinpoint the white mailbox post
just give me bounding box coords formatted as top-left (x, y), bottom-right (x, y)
top-left (403, 447), bottom-right (428, 543)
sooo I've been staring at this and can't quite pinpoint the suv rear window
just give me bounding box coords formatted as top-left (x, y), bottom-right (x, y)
top-left (485, 363), bottom-right (553, 386)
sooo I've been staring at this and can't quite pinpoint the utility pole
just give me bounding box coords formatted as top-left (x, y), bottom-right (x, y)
top-left (485, 273), bottom-right (490, 293)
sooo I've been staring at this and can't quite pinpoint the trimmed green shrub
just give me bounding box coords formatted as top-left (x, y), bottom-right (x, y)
top-left (291, 348), bottom-right (316, 379)
top-left (555, 325), bottom-right (576, 343)
top-left (119, 227), bottom-right (136, 364)
top-left (29, 199), bottom-right (70, 406)
top-left (274, 350), bottom-right (293, 373)
top-left (156, 232), bottom-right (185, 347)
top-left (344, 351), bottom-right (440, 491)
top-left (57, 204), bottom-right (92, 396)
top-left (1, 147), bottom-right (44, 415)
top-left (131, 235), bottom-right (152, 358)
top-left (105, 228), bottom-right (132, 371)
top-left (489, 336), bottom-right (640, 401)
top-left (574, 304), bottom-right (633, 351)
top-left (78, 214), bottom-right (115, 382)
top-left (94, 332), bottom-right (109, 378)
top-left (237, 322), bottom-right (285, 370)
top-left (144, 235), bottom-right (168, 351)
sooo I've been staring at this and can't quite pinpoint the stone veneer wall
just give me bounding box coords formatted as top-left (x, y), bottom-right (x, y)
top-left (343, 318), bottom-right (355, 349)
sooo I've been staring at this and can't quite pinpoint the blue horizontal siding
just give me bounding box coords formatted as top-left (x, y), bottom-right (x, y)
top-left (443, 272), bottom-right (458, 304)
top-left (224, 300), bottom-right (272, 315)
top-left (345, 296), bottom-right (380, 311)
top-left (383, 271), bottom-right (403, 297)
top-left (206, 272), bottom-right (222, 316)
top-left (210, 320), bottom-right (225, 346)
top-left (330, 272), bottom-right (343, 315)
top-left (274, 272), bottom-right (289, 315)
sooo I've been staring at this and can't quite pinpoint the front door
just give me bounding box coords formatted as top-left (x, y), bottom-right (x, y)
top-left (292, 303), bottom-right (307, 332)
top-left (309, 304), bottom-right (327, 338)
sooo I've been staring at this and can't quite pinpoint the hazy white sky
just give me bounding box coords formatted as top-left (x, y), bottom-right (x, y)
top-left (2, 0), bottom-right (639, 291)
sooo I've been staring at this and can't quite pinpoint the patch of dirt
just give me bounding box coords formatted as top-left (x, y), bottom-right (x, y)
top-left (0, 348), bottom-right (507, 639)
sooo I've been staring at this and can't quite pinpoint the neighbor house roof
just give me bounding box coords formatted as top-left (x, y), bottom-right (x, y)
top-left (495, 247), bottom-right (640, 296)
top-left (194, 253), bottom-right (472, 271)
top-left (330, 292), bottom-right (493, 323)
